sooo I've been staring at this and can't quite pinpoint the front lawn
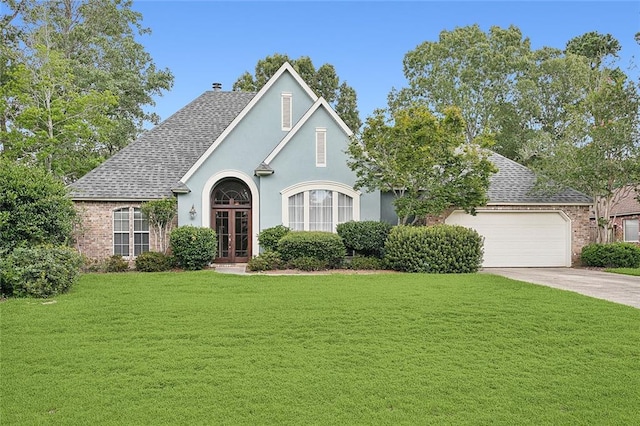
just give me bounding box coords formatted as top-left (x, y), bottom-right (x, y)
top-left (1, 272), bottom-right (638, 424)
top-left (605, 267), bottom-right (640, 276)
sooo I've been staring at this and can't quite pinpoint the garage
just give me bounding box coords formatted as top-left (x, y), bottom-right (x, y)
top-left (445, 210), bottom-right (571, 267)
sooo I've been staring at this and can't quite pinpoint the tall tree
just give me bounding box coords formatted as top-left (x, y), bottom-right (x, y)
top-left (526, 54), bottom-right (640, 243)
top-left (396, 25), bottom-right (532, 151)
top-left (0, 0), bottom-right (173, 181)
top-left (347, 105), bottom-right (496, 225)
top-left (565, 31), bottom-right (621, 69)
top-left (233, 53), bottom-right (361, 131)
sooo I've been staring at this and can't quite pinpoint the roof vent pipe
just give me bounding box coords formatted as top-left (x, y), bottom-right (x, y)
top-left (212, 82), bottom-right (222, 91)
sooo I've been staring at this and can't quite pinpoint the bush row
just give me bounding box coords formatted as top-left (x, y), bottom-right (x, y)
top-left (581, 242), bottom-right (640, 268)
top-left (251, 224), bottom-right (483, 274)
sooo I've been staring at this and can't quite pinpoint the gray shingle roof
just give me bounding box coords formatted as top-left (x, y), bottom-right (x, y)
top-left (69, 91), bottom-right (255, 199)
top-left (487, 152), bottom-right (592, 204)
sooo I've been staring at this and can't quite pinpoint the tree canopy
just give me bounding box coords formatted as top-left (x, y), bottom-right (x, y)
top-left (0, 0), bottom-right (173, 182)
top-left (347, 105), bottom-right (496, 225)
top-left (233, 53), bottom-right (361, 131)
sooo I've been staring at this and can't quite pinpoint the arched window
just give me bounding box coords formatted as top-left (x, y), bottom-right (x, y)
top-left (281, 182), bottom-right (360, 231)
top-left (211, 179), bottom-right (251, 207)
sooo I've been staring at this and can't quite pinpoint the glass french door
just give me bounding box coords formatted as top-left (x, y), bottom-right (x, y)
top-left (212, 209), bottom-right (251, 263)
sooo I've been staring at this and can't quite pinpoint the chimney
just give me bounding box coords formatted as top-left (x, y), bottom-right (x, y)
top-left (212, 82), bottom-right (222, 92)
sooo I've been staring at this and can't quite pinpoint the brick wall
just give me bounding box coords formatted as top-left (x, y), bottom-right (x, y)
top-left (73, 201), bottom-right (163, 260)
top-left (427, 204), bottom-right (591, 265)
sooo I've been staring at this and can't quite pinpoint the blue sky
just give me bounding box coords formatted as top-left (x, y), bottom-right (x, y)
top-left (133, 1), bottom-right (640, 123)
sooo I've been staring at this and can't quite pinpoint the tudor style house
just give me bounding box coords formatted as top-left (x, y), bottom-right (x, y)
top-left (70, 62), bottom-right (592, 267)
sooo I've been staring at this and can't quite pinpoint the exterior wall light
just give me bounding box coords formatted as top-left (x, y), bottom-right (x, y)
top-left (189, 204), bottom-right (197, 219)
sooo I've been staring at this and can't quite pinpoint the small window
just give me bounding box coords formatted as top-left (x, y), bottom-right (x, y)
top-left (113, 208), bottom-right (130, 257)
top-left (288, 192), bottom-right (304, 231)
top-left (623, 219), bottom-right (639, 242)
top-left (281, 93), bottom-right (292, 130)
top-left (316, 128), bottom-right (326, 167)
top-left (133, 208), bottom-right (150, 256)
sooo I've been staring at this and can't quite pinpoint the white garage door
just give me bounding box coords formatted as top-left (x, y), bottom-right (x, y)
top-left (445, 211), bottom-right (570, 267)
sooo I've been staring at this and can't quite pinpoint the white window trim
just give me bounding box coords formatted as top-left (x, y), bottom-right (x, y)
top-left (281, 93), bottom-right (292, 131)
top-left (316, 127), bottom-right (326, 167)
top-left (113, 206), bottom-right (149, 258)
top-left (623, 218), bottom-right (640, 242)
top-left (281, 181), bottom-right (360, 232)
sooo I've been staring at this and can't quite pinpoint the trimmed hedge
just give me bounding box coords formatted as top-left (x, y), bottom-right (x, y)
top-left (344, 255), bottom-right (384, 270)
top-left (247, 251), bottom-right (286, 272)
top-left (384, 225), bottom-right (483, 273)
top-left (170, 226), bottom-right (217, 270)
top-left (105, 255), bottom-right (129, 272)
top-left (581, 242), bottom-right (640, 268)
top-left (0, 245), bottom-right (83, 298)
top-left (135, 251), bottom-right (174, 272)
top-left (277, 231), bottom-right (345, 268)
top-left (336, 221), bottom-right (392, 258)
top-left (258, 225), bottom-right (290, 252)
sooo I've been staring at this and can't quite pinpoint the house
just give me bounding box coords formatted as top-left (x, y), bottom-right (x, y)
top-left (70, 62), bottom-right (592, 268)
top-left (609, 187), bottom-right (640, 243)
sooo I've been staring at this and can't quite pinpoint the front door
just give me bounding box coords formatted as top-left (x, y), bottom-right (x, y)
top-left (210, 178), bottom-right (252, 263)
top-left (212, 209), bottom-right (251, 263)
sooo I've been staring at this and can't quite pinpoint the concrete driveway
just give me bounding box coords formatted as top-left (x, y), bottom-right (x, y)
top-left (484, 268), bottom-right (640, 309)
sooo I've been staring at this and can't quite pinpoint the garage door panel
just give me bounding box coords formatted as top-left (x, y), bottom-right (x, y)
top-left (445, 211), bottom-right (570, 267)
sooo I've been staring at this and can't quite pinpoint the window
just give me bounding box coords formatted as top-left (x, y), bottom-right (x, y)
top-left (281, 93), bottom-right (292, 130)
top-left (316, 128), bottom-right (326, 167)
top-left (113, 207), bottom-right (149, 257)
top-left (281, 182), bottom-right (360, 232)
top-left (623, 219), bottom-right (639, 242)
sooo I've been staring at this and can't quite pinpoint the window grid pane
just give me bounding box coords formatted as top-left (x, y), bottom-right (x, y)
top-left (288, 193), bottom-right (304, 231)
top-left (309, 190), bottom-right (332, 232)
top-left (624, 219), bottom-right (639, 242)
top-left (338, 193), bottom-right (353, 224)
top-left (114, 208), bottom-right (130, 256)
top-left (133, 208), bottom-right (150, 255)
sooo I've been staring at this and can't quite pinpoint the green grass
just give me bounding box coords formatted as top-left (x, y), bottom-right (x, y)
top-left (605, 267), bottom-right (640, 276)
top-left (2, 272), bottom-right (639, 425)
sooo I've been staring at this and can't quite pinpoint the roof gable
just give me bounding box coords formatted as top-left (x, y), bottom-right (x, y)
top-left (180, 62), bottom-right (319, 183)
top-left (262, 98), bottom-right (353, 166)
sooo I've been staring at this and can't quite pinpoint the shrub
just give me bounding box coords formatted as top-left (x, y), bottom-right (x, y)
top-left (277, 231), bottom-right (345, 268)
top-left (247, 251), bottom-right (286, 272)
top-left (289, 256), bottom-right (328, 271)
top-left (135, 251), bottom-right (174, 272)
top-left (345, 255), bottom-right (384, 270)
top-left (105, 255), bottom-right (129, 272)
top-left (170, 226), bottom-right (217, 270)
top-left (258, 225), bottom-right (291, 252)
top-left (337, 221), bottom-right (392, 257)
top-left (581, 242), bottom-right (640, 268)
top-left (384, 225), bottom-right (483, 273)
top-left (0, 159), bottom-right (76, 255)
top-left (0, 245), bottom-right (83, 298)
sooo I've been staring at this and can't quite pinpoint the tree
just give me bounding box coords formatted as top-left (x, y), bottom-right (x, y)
top-left (141, 197), bottom-right (177, 254)
top-left (528, 68), bottom-right (640, 243)
top-left (0, 0), bottom-right (173, 181)
top-left (396, 25), bottom-right (532, 150)
top-left (565, 31), bottom-right (621, 69)
top-left (0, 158), bottom-right (76, 255)
top-left (233, 53), bottom-right (362, 131)
top-left (347, 105), bottom-right (496, 225)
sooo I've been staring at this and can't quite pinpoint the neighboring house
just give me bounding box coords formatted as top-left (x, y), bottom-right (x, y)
top-left (610, 187), bottom-right (640, 243)
top-left (70, 62), bottom-right (592, 268)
